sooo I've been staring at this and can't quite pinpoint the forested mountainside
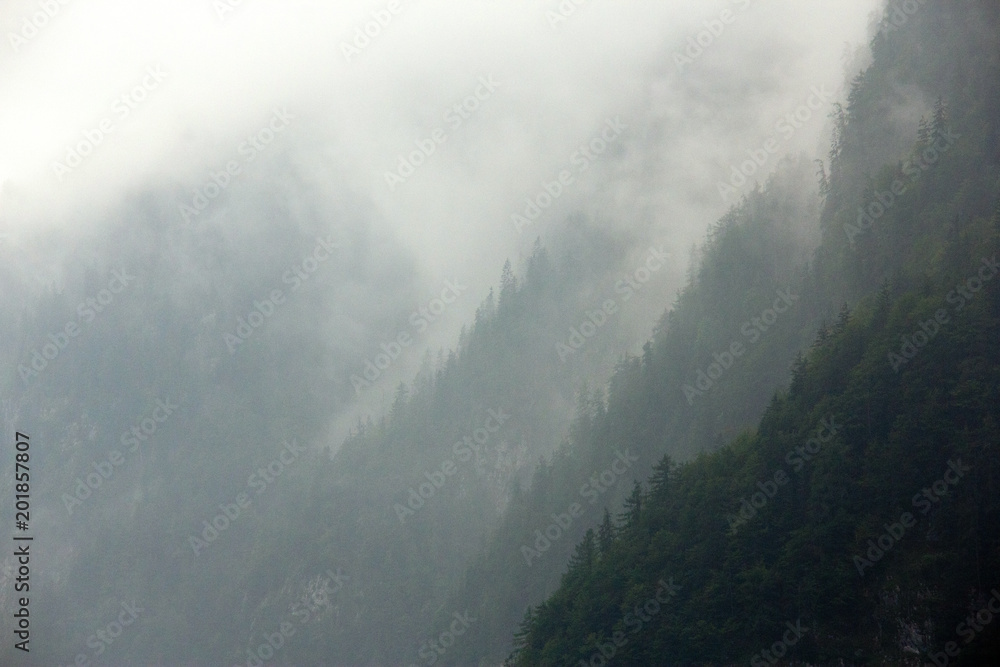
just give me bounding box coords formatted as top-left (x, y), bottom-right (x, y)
top-left (504, 1), bottom-right (1000, 665)
top-left (215, 153), bottom-right (823, 665)
top-left (431, 157), bottom-right (825, 666)
top-left (4, 1), bottom-right (996, 666)
top-left (7, 209), bottom-right (666, 665)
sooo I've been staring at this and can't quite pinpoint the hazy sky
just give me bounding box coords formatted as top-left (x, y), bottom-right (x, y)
top-left (0, 0), bottom-right (883, 440)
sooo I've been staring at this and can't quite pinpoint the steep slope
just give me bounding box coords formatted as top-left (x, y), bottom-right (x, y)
top-left (504, 1), bottom-right (1000, 664)
top-left (437, 157), bottom-right (825, 666)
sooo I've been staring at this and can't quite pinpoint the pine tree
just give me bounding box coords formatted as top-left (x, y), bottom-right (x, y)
top-left (812, 322), bottom-right (830, 348)
top-left (570, 383), bottom-right (593, 446)
top-left (390, 382), bottom-right (408, 421)
top-left (828, 102), bottom-right (848, 183)
top-left (506, 605), bottom-right (538, 665)
top-left (598, 508), bottom-right (615, 556)
top-left (565, 529), bottom-right (597, 582)
top-left (815, 158), bottom-right (829, 197)
top-left (499, 259), bottom-right (517, 313)
top-left (620, 480), bottom-right (643, 527)
top-left (789, 351), bottom-right (808, 396)
top-left (648, 454), bottom-right (674, 501)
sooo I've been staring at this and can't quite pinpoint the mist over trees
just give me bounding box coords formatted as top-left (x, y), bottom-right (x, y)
top-left (1, 0), bottom-right (998, 665)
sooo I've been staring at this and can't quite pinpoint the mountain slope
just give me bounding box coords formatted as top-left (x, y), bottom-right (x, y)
top-left (503, 1), bottom-right (1000, 664)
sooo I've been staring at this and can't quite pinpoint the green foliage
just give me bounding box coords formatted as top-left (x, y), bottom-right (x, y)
top-left (503, 2), bottom-right (1000, 664)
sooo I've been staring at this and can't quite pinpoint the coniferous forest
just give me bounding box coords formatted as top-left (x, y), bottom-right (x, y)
top-left (1, 0), bottom-right (999, 665)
